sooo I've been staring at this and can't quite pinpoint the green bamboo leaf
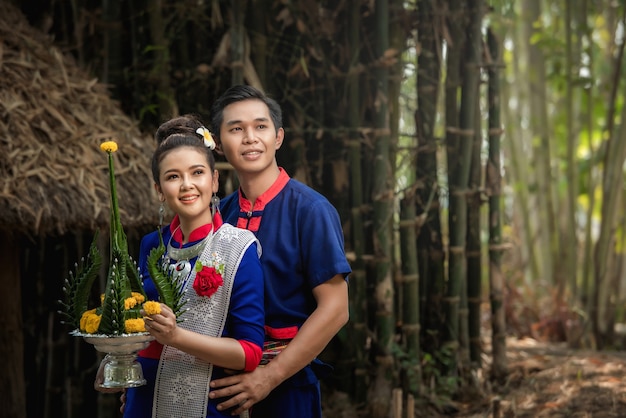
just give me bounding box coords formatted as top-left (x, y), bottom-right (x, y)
top-left (58, 231), bottom-right (102, 329)
top-left (97, 144), bottom-right (142, 334)
top-left (147, 231), bottom-right (186, 318)
top-left (126, 254), bottom-right (147, 298)
top-left (99, 259), bottom-right (128, 335)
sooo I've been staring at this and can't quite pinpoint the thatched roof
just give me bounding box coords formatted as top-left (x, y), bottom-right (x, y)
top-left (0, 2), bottom-right (157, 236)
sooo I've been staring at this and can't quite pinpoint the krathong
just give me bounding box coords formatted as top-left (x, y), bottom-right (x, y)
top-left (57, 140), bottom-right (185, 388)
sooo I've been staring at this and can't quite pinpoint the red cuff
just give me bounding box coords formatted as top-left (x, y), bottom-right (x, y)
top-left (239, 340), bottom-right (262, 372)
top-left (264, 325), bottom-right (298, 340)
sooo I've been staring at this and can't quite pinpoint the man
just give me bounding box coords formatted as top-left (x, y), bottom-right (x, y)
top-left (208, 85), bottom-right (351, 417)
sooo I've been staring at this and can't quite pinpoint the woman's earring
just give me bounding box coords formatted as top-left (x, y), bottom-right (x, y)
top-left (211, 194), bottom-right (220, 218)
top-left (158, 203), bottom-right (165, 229)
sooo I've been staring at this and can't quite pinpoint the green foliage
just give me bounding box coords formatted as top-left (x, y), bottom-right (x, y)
top-left (98, 257), bottom-right (133, 335)
top-left (58, 145), bottom-right (155, 335)
top-left (58, 231), bottom-right (103, 330)
top-left (146, 231), bottom-right (187, 319)
top-left (126, 255), bottom-right (145, 295)
top-left (421, 346), bottom-right (461, 402)
top-left (138, 103), bottom-right (159, 122)
top-left (390, 340), bottom-right (462, 407)
top-left (391, 342), bottom-right (420, 395)
top-left (107, 146), bottom-right (147, 298)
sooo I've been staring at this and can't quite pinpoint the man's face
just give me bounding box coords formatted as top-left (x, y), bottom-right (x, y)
top-left (218, 99), bottom-right (284, 176)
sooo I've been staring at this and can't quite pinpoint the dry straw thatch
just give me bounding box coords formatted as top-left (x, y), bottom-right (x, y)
top-left (0, 2), bottom-right (157, 236)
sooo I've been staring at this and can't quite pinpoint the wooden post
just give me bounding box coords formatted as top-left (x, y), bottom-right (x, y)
top-left (392, 388), bottom-right (403, 418)
top-left (493, 396), bottom-right (501, 418)
top-left (406, 393), bottom-right (415, 418)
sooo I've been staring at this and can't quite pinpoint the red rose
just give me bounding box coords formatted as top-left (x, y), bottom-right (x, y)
top-left (192, 266), bottom-right (224, 298)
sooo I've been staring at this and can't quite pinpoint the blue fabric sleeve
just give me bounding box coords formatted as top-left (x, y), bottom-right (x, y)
top-left (299, 199), bottom-right (351, 288)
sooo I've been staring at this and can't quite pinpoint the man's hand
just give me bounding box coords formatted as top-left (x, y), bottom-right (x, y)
top-left (209, 366), bottom-right (274, 414)
top-left (119, 390), bottom-right (127, 414)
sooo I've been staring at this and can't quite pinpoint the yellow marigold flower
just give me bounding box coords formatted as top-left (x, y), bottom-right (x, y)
top-left (100, 141), bottom-right (118, 153)
top-left (132, 292), bottom-right (146, 304)
top-left (80, 308), bottom-right (97, 331)
top-left (124, 297), bottom-right (138, 310)
top-left (125, 318), bottom-right (146, 333)
top-left (143, 301), bottom-right (162, 315)
top-left (85, 313), bottom-right (102, 334)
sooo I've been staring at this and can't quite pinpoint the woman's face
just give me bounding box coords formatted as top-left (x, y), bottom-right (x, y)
top-left (156, 146), bottom-right (218, 228)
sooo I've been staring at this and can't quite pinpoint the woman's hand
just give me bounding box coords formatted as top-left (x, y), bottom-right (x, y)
top-left (142, 303), bottom-right (179, 345)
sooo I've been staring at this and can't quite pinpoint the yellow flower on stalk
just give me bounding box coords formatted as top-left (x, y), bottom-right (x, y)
top-left (96, 139), bottom-right (148, 334)
top-left (124, 297), bottom-right (138, 310)
top-left (85, 313), bottom-right (102, 334)
top-left (143, 301), bottom-right (162, 315)
top-left (124, 318), bottom-right (146, 333)
top-left (100, 141), bottom-right (118, 153)
top-left (100, 293), bottom-right (105, 305)
top-left (132, 292), bottom-right (146, 304)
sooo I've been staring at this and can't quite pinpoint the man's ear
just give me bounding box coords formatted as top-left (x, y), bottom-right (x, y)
top-left (275, 128), bottom-right (285, 149)
top-left (214, 141), bottom-right (225, 156)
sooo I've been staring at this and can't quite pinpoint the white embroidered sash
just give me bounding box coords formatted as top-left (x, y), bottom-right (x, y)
top-left (152, 224), bottom-right (260, 418)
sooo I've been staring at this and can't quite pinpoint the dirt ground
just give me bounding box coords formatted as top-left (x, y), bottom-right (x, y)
top-left (453, 337), bottom-right (626, 417)
top-left (321, 336), bottom-right (626, 417)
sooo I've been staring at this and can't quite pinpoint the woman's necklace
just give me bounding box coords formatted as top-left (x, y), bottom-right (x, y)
top-left (164, 226), bottom-right (214, 283)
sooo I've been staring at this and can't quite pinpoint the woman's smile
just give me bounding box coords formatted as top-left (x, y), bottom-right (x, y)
top-left (157, 146), bottom-right (218, 232)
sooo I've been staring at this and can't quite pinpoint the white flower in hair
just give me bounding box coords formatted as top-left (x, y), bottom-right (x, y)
top-left (196, 126), bottom-right (216, 150)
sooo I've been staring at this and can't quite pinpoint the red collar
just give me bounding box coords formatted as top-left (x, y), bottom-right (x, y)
top-left (168, 214), bottom-right (217, 245)
top-left (238, 167), bottom-right (290, 212)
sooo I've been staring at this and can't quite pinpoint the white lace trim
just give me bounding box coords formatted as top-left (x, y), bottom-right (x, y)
top-left (152, 224), bottom-right (259, 418)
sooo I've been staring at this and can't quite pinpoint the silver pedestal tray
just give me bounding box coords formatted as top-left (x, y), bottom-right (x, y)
top-left (72, 330), bottom-right (154, 388)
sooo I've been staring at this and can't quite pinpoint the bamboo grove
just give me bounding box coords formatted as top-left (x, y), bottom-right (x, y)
top-left (11, 0), bottom-right (626, 417)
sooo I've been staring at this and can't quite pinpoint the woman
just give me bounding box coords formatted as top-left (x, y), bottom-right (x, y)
top-left (103, 121), bottom-right (265, 418)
